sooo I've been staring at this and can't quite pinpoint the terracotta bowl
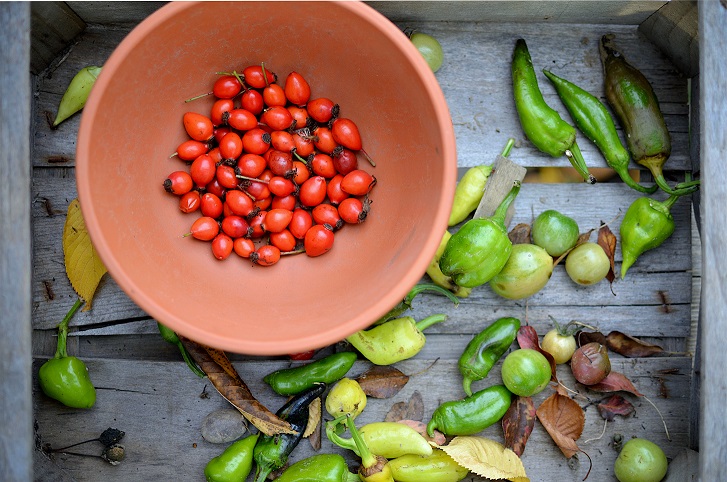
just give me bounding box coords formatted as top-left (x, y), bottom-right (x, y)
top-left (76, 1), bottom-right (456, 355)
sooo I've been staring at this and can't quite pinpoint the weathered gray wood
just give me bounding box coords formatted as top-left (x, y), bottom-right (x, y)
top-left (663, 448), bottom-right (699, 481)
top-left (66, 1), bottom-right (166, 25)
top-left (32, 356), bottom-right (691, 482)
top-left (698, 1), bottom-right (727, 479)
top-left (1, 4), bottom-right (33, 482)
top-left (638, 0), bottom-right (699, 77)
top-left (30, 2), bottom-right (86, 74)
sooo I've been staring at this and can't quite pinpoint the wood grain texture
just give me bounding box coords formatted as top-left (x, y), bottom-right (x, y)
top-left (1, 4), bottom-right (33, 482)
top-left (638, 0), bottom-right (699, 77)
top-left (30, 2), bottom-right (85, 74)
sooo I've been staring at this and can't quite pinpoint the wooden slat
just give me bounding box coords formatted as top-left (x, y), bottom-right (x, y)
top-left (66, 1), bottom-right (166, 25)
top-left (638, 0), bottom-right (699, 77)
top-left (30, 2), bottom-right (85, 74)
top-left (1, 4), bottom-right (33, 482)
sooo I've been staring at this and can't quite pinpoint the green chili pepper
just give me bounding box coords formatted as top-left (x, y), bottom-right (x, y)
top-left (327, 415), bottom-right (395, 482)
top-left (325, 377), bottom-right (368, 419)
top-left (459, 317), bottom-right (521, 396)
top-left (375, 283), bottom-right (460, 325)
top-left (426, 231), bottom-right (472, 298)
top-left (253, 383), bottom-right (326, 482)
top-left (326, 421), bottom-right (433, 459)
top-left (599, 35), bottom-right (699, 196)
top-left (263, 351), bottom-right (357, 396)
top-left (54, 66), bottom-right (102, 127)
top-left (542, 69), bottom-right (657, 194)
top-left (204, 433), bottom-right (259, 482)
top-left (38, 299), bottom-right (96, 409)
top-left (275, 453), bottom-right (360, 482)
top-left (389, 448), bottom-right (469, 482)
top-left (157, 322), bottom-right (206, 378)
top-left (346, 314), bottom-right (447, 365)
top-left (619, 193), bottom-right (683, 278)
top-left (427, 384), bottom-right (512, 437)
top-left (512, 39), bottom-right (595, 184)
top-left (438, 180), bottom-right (521, 288)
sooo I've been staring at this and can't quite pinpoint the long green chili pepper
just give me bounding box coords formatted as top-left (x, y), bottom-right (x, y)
top-left (599, 34), bottom-right (699, 196)
top-left (459, 317), bottom-right (521, 396)
top-left (619, 193), bottom-right (683, 278)
top-left (263, 351), bottom-right (357, 396)
top-left (512, 38), bottom-right (596, 184)
top-left (253, 383), bottom-right (326, 482)
top-left (275, 453), bottom-right (360, 482)
top-left (389, 448), bottom-right (469, 482)
top-left (439, 180), bottom-right (521, 288)
top-left (542, 69), bottom-right (657, 194)
top-left (374, 282), bottom-right (460, 325)
top-left (38, 299), bottom-right (97, 409)
top-left (427, 384), bottom-right (512, 437)
top-left (157, 322), bottom-right (206, 378)
top-left (327, 415), bottom-right (395, 482)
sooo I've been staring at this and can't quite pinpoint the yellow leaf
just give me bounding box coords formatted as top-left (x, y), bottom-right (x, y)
top-left (63, 199), bottom-right (107, 310)
top-left (440, 436), bottom-right (529, 482)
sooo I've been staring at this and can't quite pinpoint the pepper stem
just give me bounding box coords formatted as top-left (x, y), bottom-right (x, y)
top-left (612, 165), bottom-right (658, 194)
top-left (345, 415), bottom-right (377, 470)
top-left (415, 313), bottom-right (448, 332)
top-left (55, 299), bottom-right (84, 359)
top-left (501, 138), bottom-right (515, 158)
top-left (376, 283), bottom-right (459, 325)
top-left (565, 141), bottom-right (596, 184)
top-left (491, 180), bottom-right (522, 228)
top-left (326, 416), bottom-right (360, 456)
top-left (640, 156), bottom-right (700, 196)
top-left (661, 193), bottom-right (681, 211)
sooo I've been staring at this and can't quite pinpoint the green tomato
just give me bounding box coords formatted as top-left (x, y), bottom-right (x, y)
top-left (565, 242), bottom-right (610, 285)
top-left (541, 329), bottom-right (576, 364)
top-left (614, 438), bottom-right (668, 482)
top-left (531, 210), bottom-right (580, 257)
top-left (410, 32), bottom-right (444, 72)
top-left (489, 243), bottom-right (553, 299)
top-left (501, 349), bottom-right (551, 397)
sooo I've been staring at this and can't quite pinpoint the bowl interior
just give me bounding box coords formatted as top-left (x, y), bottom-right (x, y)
top-left (77, 1), bottom-right (456, 355)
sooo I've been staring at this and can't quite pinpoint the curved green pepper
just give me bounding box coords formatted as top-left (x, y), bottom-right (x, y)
top-left (263, 351), bottom-right (357, 396)
top-left (38, 299), bottom-right (96, 409)
top-left (542, 69), bottom-right (657, 194)
top-left (599, 35), bottom-right (699, 196)
top-left (389, 448), bottom-right (469, 482)
top-left (346, 314), bottom-right (447, 365)
top-left (427, 384), bottom-right (512, 437)
top-left (327, 415), bottom-right (395, 482)
top-left (327, 421), bottom-right (433, 459)
top-left (157, 322), bottom-right (206, 378)
top-left (512, 39), bottom-right (595, 184)
top-left (54, 66), bottom-right (102, 127)
top-left (438, 181), bottom-right (521, 288)
top-left (619, 193), bottom-right (682, 278)
top-left (204, 433), bottom-right (259, 482)
top-left (276, 453), bottom-right (359, 482)
top-left (253, 383), bottom-right (326, 482)
top-left (459, 317), bottom-right (521, 396)
top-left (426, 231), bottom-right (473, 298)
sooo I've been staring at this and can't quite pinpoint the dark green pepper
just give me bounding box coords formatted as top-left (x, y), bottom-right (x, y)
top-left (512, 38), bottom-right (595, 184)
top-left (459, 317), bottom-right (521, 396)
top-left (38, 299), bottom-right (97, 409)
top-left (253, 382), bottom-right (326, 482)
top-left (276, 453), bottom-right (359, 482)
top-left (438, 180), bottom-right (521, 288)
top-left (157, 322), bottom-right (206, 378)
top-left (542, 69), bottom-right (657, 194)
top-left (204, 433), bottom-right (259, 482)
top-left (599, 34), bottom-right (699, 196)
top-left (263, 352), bottom-right (357, 396)
top-left (427, 384), bottom-right (512, 437)
top-left (619, 193), bottom-right (682, 278)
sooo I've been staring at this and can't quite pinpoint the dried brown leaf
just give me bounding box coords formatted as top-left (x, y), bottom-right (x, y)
top-left (536, 391), bottom-right (585, 458)
top-left (576, 330), bottom-right (608, 348)
top-left (597, 395), bottom-right (635, 421)
top-left (517, 326), bottom-right (557, 382)
top-left (605, 331), bottom-right (664, 358)
top-left (508, 223), bottom-right (532, 245)
top-left (303, 397), bottom-right (321, 438)
top-left (384, 390), bottom-right (424, 422)
top-left (588, 371), bottom-right (644, 397)
top-left (597, 222), bottom-right (617, 285)
top-left (502, 396), bottom-right (536, 457)
top-left (179, 337), bottom-right (294, 436)
top-left (355, 365), bottom-right (410, 399)
top-left (397, 419), bottom-right (447, 446)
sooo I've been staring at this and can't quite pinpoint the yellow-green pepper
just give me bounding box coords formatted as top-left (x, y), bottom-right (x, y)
top-left (389, 448), bottom-right (469, 482)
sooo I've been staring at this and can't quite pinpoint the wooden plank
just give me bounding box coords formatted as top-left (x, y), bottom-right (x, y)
top-left (638, 0), bottom-right (699, 77)
top-left (66, 1), bottom-right (166, 25)
top-left (32, 356), bottom-right (691, 482)
top-left (30, 2), bottom-right (85, 74)
top-left (697, 0), bottom-right (727, 478)
top-left (0, 4), bottom-right (33, 482)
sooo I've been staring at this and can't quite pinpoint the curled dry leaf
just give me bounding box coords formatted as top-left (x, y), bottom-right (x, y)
top-left (397, 419), bottom-right (447, 446)
top-left (605, 331), bottom-right (664, 357)
top-left (179, 337), bottom-right (294, 436)
top-left (597, 222), bottom-right (617, 285)
top-left (355, 365), bottom-right (409, 399)
top-left (63, 198), bottom-right (107, 310)
top-left (536, 391), bottom-right (585, 459)
top-left (508, 223), bottom-right (532, 245)
top-left (303, 397), bottom-right (321, 439)
top-left (517, 326), bottom-right (557, 382)
top-left (440, 436), bottom-right (529, 482)
top-left (502, 396), bottom-right (536, 457)
top-left (384, 390), bottom-right (424, 422)
top-left (597, 394), bottom-right (635, 421)
top-left (587, 371), bottom-right (644, 397)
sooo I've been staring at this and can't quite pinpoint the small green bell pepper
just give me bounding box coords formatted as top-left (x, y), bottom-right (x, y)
top-left (426, 231), bottom-right (473, 298)
top-left (263, 351), bottom-right (357, 396)
top-left (38, 299), bottom-right (96, 409)
top-left (276, 453), bottom-right (359, 482)
top-left (204, 433), bottom-right (259, 482)
top-left (389, 448), bottom-right (469, 482)
top-left (427, 384), bottom-right (512, 437)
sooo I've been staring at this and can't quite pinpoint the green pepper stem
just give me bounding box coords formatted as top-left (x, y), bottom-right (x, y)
top-left (415, 313), bottom-right (448, 332)
top-left (344, 472), bottom-right (360, 482)
top-left (661, 193), bottom-right (681, 211)
top-left (491, 180), bottom-right (522, 228)
top-left (565, 141), bottom-right (596, 184)
top-left (345, 415), bottom-right (377, 470)
top-left (326, 416), bottom-right (360, 455)
top-left (501, 138), bottom-right (515, 158)
top-left (612, 165), bottom-right (659, 194)
top-left (54, 299), bottom-right (84, 359)
top-left (377, 284), bottom-right (459, 325)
